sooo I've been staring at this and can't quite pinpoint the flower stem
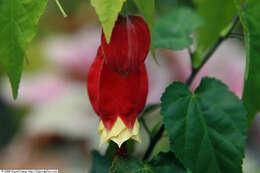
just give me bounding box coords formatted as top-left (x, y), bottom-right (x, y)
top-left (55, 0), bottom-right (67, 18)
top-left (142, 14), bottom-right (240, 161)
top-left (143, 125), bottom-right (164, 160)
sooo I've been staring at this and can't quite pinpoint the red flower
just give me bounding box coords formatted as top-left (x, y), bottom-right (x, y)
top-left (87, 47), bottom-right (148, 146)
top-left (88, 47), bottom-right (148, 129)
top-left (101, 15), bottom-right (150, 76)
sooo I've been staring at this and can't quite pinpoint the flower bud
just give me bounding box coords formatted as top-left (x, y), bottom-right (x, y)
top-left (87, 47), bottom-right (148, 147)
top-left (101, 15), bottom-right (150, 76)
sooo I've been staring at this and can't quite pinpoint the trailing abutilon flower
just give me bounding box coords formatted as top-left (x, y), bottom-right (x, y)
top-left (87, 47), bottom-right (148, 147)
top-left (101, 15), bottom-right (151, 76)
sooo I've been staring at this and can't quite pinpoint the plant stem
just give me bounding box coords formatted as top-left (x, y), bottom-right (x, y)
top-left (186, 36), bottom-right (225, 85)
top-left (142, 15), bottom-right (239, 161)
top-left (55, 0), bottom-right (67, 18)
top-left (188, 46), bottom-right (193, 58)
top-left (143, 125), bottom-right (165, 160)
top-left (230, 33), bottom-right (244, 37)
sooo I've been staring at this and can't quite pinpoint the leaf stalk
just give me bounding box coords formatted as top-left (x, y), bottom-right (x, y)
top-left (55, 0), bottom-right (67, 18)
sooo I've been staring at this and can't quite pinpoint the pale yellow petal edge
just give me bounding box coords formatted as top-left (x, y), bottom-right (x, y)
top-left (98, 117), bottom-right (141, 148)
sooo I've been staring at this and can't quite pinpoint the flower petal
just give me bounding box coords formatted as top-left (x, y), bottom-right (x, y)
top-left (98, 117), bottom-right (141, 147)
top-left (101, 15), bottom-right (150, 76)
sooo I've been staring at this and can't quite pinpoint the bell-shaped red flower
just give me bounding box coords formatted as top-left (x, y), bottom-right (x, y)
top-left (101, 15), bottom-right (150, 76)
top-left (87, 47), bottom-right (148, 147)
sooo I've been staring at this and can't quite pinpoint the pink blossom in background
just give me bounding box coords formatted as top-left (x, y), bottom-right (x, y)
top-left (146, 53), bottom-right (174, 104)
top-left (169, 40), bottom-right (245, 98)
top-left (0, 75), bottom-right (66, 106)
top-left (43, 27), bottom-right (100, 80)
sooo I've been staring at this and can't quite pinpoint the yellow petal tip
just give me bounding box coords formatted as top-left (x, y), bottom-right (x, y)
top-left (98, 117), bottom-right (141, 148)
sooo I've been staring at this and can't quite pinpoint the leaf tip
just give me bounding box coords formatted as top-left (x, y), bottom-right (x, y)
top-left (151, 49), bottom-right (159, 65)
top-left (10, 80), bottom-right (19, 100)
top-left (104, 29), bottom-right (112, 44)
top-left (55, 0), bottom-right (68, 18)
top-left (6, 69), bottom-right (22, 100)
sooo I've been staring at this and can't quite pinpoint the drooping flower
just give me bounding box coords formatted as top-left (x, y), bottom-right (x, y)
top-left (101, 15), bottom-right (151, 76)
top-left (87, 47), bottom-right (148, 147)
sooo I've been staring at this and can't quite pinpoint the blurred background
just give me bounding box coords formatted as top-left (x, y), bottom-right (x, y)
top-left (0, 0), bottom-right (259, 172)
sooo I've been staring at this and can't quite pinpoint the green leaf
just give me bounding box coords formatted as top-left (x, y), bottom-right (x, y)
top-left (239, 0), bottom-right (260, 124)
top-left (154, 7), bottom-right (203, 50)
top-left (0, 0), bottom-right (48, 99)
top-left (155, 0), bottom-right (194, 15)
top-left (105, 142), bottom-right (117, 162)
top-left (91, 150), bottom-right (110, 173)
top-left (148, 152), bottom-right (186, 173)
top-left (133, 0), bottom-right (157, 63)
top-left (134, 0), bottom-right (154, 29)
top-left (110, 155), bottom-right (145, 173)
top-left (161, 78), bottom-right (248, 173)
top-left (194, 0), bottom-right (237, 52)
top-left (110, 152), bottom-right (186, 173)
top-left (186, 169), bottom-right (192, 173)
top-left (91, 0), bottom-right (126, 43)
top-left (121, 0), bottom-right (139, 15)
top-left (0, 100), bottom-right (25, 151)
